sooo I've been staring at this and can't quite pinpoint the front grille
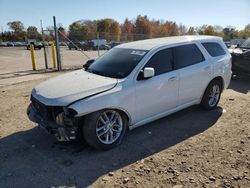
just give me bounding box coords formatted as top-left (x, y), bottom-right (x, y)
top-left (31, 95), bottom-right (63, 121)
top-left (31, 96), bottom-right (48, 118)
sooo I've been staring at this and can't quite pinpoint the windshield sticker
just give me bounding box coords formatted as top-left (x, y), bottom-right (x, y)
top-left (131, 50), bottom-right (146, 56)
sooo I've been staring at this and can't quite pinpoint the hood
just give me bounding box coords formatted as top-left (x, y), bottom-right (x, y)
top-left (32, 70), bottom-right (117, 106)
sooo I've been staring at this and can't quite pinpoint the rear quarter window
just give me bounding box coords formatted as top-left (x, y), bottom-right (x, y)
top-left (202, 42), bottom-right (226, 57)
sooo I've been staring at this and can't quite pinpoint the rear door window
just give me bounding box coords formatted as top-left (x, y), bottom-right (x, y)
top-left (202, 42), bottom-right (226, 57)
top-left (173, 44), bottom-right (204, 69)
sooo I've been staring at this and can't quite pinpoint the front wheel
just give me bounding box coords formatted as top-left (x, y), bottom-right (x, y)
top-left (200, 80), bottom-right (222, 110)
top-left (83, 110), bottom-right (127, 150)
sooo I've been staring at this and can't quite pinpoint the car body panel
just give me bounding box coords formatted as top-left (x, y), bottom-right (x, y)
top-left (28, 36), bottom-right (232, 139)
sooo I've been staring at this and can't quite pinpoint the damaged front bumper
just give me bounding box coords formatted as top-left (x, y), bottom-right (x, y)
top-left (27, 104), bottom-right (77, 141)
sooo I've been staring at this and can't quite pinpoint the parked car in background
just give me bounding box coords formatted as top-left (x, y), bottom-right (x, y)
top-left (99, 44), bottom-right (111, 50)
top-left (110, 41), bottom-right (121, 48)
top-left (26, 39), bottom-right (44, 50)
top-left (0, 42), bottom-right (7, 47)
top-left (27, 36), bottom-right (232, 150)
top-left (68, 41), bottom-right (87, 50)
top-left (6, 42), bottom-right (14, 47)
top-left (14, 42), bottom-right (26, 47)
top-left (59, 42), bottom-right (67, 46)
top-left (230, 38), bottom-right (250, 74)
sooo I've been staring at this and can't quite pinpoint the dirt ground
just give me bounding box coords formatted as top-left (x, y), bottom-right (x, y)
top-left (0, 70), bottom-right (249, 188)
top-left (0, 47), bottom-right (105, 75)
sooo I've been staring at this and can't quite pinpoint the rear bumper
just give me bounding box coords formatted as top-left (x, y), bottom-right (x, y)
top-left (27, 104), bottom-right (77, 141)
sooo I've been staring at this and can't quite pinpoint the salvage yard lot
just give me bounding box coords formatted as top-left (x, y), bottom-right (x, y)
top-left (0, 48), bottom-right (250, 187)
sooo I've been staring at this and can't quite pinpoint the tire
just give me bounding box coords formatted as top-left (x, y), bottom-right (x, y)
top-left (83, 110), bottom-right (128, 150)
top-left (200, 80), bottom-right (222, 110)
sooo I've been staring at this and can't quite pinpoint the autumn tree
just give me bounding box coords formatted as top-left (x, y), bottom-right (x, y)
top-left (134, 15), bottom-right (152, 40)
top-left (150, 20), bottom-right (167, 38)
top-left (121, 18), bottom-right (134, 41)
top-left (109, 21), bottom-right (121, 41)
top-left (164, 21), bottom-right (179, 36)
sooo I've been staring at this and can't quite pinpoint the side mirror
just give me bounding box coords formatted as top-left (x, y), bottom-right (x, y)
top-left (138, 67), bottom-right (155, 80)
top-left (83, 59), bottom-right (95, 69)
top-left (144, 67), bottom-right (155, 78)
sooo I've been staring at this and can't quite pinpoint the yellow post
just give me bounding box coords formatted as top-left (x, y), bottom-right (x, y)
top-left (30, 44), bottom-right (36, 70)
top-left (51, 42), bottom-right (57, 69)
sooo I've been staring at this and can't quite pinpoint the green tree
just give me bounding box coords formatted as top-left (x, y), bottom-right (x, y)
top-left (204, 25), bottom-right (215, 35)
top-left (187, 27), bottom-right (195, 35)
top-left (68, 21), bottom-right (88, 41)
top-left (27, 26), bottom-right (39, 39)
top-left (7, 21), bottom-right (25, 41)
top-left (179, 23), bottom-right (187, 35)
top-left (58, 26), bottom-right (66, 41)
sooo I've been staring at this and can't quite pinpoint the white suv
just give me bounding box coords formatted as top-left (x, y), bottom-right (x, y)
top-left (27, 36), bottom-right (232, 150)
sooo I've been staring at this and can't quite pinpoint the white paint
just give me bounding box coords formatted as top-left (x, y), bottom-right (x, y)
top-left (31, 36), bottom-right (232, 129)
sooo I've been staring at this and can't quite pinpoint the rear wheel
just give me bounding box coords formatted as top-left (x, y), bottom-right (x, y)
top-left (83, 110), bottom-right (127, 150)
top-left (200, 80), bottom-right (222, 110)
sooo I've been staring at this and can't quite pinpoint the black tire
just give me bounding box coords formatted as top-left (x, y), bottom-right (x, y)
top-left (200, 80), bottom-right (222, 110)
top-left (83, 110), bottom-right (128, 150)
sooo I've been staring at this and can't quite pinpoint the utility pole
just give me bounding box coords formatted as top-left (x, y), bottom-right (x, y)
top-left (53, 16), bottom-right (61, 71)
top-left (40, 20), bottom-right (48, 69)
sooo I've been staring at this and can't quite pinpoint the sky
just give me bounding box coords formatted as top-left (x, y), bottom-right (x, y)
top-left (0, 0), bottom-right (250, 32)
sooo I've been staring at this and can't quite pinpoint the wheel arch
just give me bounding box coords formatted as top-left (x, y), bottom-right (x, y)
top-left (76, 107), bottom-right (132, 126)
top-left (200, 76), bottom-right (225, 102)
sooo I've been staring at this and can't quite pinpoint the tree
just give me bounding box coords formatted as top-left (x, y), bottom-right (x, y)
top-left (68, 21), bottom-right (88, 41)
top-left (7, 21), bottom-right (25, 41)
top-left (58, 26), bottom-right (66, 41)
top-left (7, 21), bottom-right (24, 33)
top-left (97, 19), bottom-right (113, 39)
top-left (27, 26), bottom-right (39, 39)
top-left (164, 21), bottom-right (179, 36)
top-left (134, 15), bottom-right (152, 40)
top-left (122, 18), bottom-right (134, 41)
top-left (82, 20), bottom-right (97, 40)
top-left (179, 23), bottom-right (187, 35)
top-left (150, 20), bottom-right (167, 38)
top-left (109, 21), bottom-right (121, 41)
top-left (204, 25), bottom-right (215, 35)
top-left (187, 27), bottom-right (195, 35)
top-left (223, 27), bottom-right (236, 41)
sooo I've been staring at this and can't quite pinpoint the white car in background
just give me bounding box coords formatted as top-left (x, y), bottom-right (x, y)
top-left (27, 36), bottom-right (232, 150)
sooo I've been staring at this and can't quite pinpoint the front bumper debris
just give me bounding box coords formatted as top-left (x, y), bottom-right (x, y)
top-left (27, 104), bottom-right (77, 141)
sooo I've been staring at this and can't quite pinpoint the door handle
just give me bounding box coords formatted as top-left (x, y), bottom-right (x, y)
top-left (168, 76), bottom-right (177, 82)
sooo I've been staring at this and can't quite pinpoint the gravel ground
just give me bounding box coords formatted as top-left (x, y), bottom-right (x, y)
top-left (0, 71), bottom-right (249, 188)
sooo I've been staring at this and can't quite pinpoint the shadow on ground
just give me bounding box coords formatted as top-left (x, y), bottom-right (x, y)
top-left (229, 74), bottom-right (250, 94)
top-left (0, 106), bottom-right (222, 187)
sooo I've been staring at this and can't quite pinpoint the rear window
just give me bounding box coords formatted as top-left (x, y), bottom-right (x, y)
top-left (173, 44), bottom-right (204, 69)
top-left (202, 42), bottom-right (226, 57)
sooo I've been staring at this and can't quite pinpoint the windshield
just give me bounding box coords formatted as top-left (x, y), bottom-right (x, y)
top-left (240, 38), bottom-right (250, 49)
top-left (87, 48), bottom-right (148, 78)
